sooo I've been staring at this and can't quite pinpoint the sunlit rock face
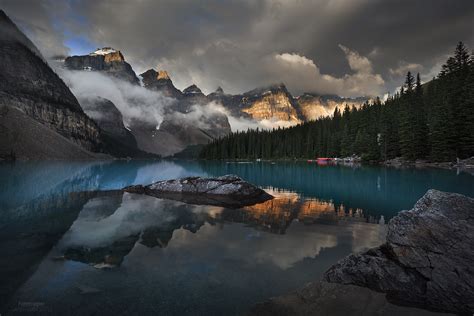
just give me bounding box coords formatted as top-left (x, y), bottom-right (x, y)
top-left (210, 84), bottom-right (370, 125)
top-left (242, 88), bottom-right (301, 122)
top-left (65, 47), bottom-right (139, 85)
top-left (296, 93), bottom-right (369, 121)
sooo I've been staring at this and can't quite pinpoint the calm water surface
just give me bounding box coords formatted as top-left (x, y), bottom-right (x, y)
top-left (0, 160), bottom-right (472, 315)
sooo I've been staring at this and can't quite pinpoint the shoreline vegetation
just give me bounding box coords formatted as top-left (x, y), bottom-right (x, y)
top-left (2, 155), bottom-right (473, 175)
top-left (200, 43), bottom-right (474, 164)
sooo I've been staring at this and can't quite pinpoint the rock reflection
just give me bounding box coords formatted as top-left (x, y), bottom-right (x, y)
top-left (58, 188), bottom-right (380, 267)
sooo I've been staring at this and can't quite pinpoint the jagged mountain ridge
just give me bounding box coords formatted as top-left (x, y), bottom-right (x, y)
top-left (141, 70), bottom-right (369, 124)
top-left (65, 48), bottom-right (139, 85)
top-left (63, 46), bottom-right (368, 126)
top-left (63, 46), bottom-right (368, 156)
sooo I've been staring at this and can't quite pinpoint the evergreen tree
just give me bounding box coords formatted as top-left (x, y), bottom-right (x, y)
top-left (200, 42), bottom-right (474, 162)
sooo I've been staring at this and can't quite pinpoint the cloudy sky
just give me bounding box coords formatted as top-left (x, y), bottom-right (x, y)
top-left (1, 0), bottom-right (473, 97)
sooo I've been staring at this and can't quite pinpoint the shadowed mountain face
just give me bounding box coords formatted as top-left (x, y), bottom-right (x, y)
top-left (0, 10), bottom-right (107, 159)
top-left (120, 69), bottom-right (231, 156)
top-left (140, 69), bottom-right (183, 99)
top-left (78, 96), bottom-right (152, 157)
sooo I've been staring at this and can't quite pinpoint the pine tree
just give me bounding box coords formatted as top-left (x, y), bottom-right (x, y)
top-left (200, 42), bottom-right (473, 162)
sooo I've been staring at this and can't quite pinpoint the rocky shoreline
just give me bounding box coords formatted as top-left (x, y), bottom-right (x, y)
top-left (250, 190), bottom-right (474, 315)
top-left (383, 156), bottom-right (474, 173)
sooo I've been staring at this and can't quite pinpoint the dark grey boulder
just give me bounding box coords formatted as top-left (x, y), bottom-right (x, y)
top-left (124, 175), bottom-right (273, 208)
top-left (324, 189), bottom-right (474, 314)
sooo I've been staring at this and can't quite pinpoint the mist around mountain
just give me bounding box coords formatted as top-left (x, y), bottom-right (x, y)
top-left (59, 49), bottom-right (370, 156)
top-left (201, 42), bottom-right (474, 162)
top-left (0, 9), bottom-right (370, 159)
top-left (0, 10), bottom-right (106, 160)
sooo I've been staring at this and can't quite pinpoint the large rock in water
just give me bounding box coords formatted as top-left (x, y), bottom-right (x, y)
top-left (324, 190), bottom-right (474, 314)
top-left (124, 175), bottom-right (273, 208)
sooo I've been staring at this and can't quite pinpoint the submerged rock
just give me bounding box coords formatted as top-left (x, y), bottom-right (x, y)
top-left (324, 190), bottom-right (474, 314)
top-left (124, 175), bottom-right (273, 208)
top-left (248, 281), bottom-right (451, 316)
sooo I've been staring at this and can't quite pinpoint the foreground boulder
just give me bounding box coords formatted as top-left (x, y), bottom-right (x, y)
top-left (124, 175), bottom-right (273, 208)
top-left (324, 190), bottom-right (474, 314)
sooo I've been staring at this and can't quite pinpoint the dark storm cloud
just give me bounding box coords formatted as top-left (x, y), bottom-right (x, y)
top-left (2, 0), bottom-right (473, 96)
top-left (0, 0), bottom-right (70, 57)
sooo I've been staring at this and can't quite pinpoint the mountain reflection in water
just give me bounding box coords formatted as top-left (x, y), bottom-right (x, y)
top-left (57, 189), bottom-right (380, 268)
top-left (1, 189), bottom-right (385, 315)
top-left (1, 160), bottom-right (471, 315)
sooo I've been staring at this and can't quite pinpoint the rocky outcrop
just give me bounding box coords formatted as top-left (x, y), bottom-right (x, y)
top-left (175, 83), bottom-right (210, 113)
top-left (124, 175), bottom-right (273, 207)
top-left (324, 190), bottom-right (474, 315)
top-left (0, 10), bottom-right (106, 159)
top-left (296, 93), bottom-right (369, 121)
top-left (140, 69), bottom-right (183, 99)
top-left (65, 47), bottom-right (139, 85)
top-left (183, 84), bottom-right (204, 96)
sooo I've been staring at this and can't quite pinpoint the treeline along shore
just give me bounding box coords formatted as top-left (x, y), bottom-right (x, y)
top-left (200, 42), bottom-right (474, 162)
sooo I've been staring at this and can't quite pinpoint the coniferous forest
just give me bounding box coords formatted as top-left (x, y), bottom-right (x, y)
top-left (200, 42), bottom-right (474, 162)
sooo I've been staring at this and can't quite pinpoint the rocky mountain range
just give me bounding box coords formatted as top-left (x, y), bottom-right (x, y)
top-left (135, 69), bottom-right (368, 126)
top-left (0, 9), bottom-right (369, 159)
top-left (0, 10), bottom-right (153, 159)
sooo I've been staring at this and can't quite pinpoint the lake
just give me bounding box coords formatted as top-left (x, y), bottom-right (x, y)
top-left (0, 160), bottom-right (473, 315)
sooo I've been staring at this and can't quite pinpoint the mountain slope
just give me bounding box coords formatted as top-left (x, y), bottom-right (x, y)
top-left (0, 10), bottom-right (107, 159)
top-left (78, 96), bottom-right (152, 157)
top-left (135, 69), bottom-right (231, 156)
top-left (0, 106), bottom-right (105, 159)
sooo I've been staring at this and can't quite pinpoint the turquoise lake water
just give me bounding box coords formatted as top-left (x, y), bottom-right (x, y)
top-left (0, 160), bottom-right (472, 315)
